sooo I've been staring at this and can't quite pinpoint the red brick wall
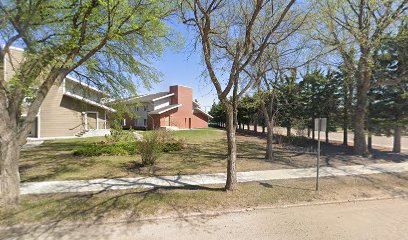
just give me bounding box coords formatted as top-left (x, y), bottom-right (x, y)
top-left (192, 112), bottom-right (209, 128)
top-left (147, 114), bottom-right (161, 129)
top-left (167, 86), bottom-right (195, 128)
top-left (123, 113), bottom-right (133, 129)
top-left (145, 85), bottom-right (210, 129)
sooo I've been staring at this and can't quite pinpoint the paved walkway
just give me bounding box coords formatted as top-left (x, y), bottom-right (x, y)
top-left (21, 162), bottom-right (408, 195)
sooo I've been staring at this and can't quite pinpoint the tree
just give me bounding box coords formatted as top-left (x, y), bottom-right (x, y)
top-left (180, 0), bottom-right (297, 190)
top-left (335, 67), bottom-right (355, 146)
top-left (314, 0), bottom-right (406, 156)
top-left (208, 102), bottom-right (226, 127)
top-left (272, 70), bottom-right (301, 137)
top-left (299, 69), bottom-right (340, 142)
top-left (245, 1), bottom-right (313, 161)
top-left (369, 22), bottom-right (408, 153)
top-left (0, 0), bottom-right (174, 207)
top-left (238, 95), bottom-right (257, 130)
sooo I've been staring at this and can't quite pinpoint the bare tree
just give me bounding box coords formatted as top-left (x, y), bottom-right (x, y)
top-left (247, 27), bottom-right (325, 161)
top-left (180, 0), bottom-right (296, 190)
top-left (314, 0), bottom-right (407, 156)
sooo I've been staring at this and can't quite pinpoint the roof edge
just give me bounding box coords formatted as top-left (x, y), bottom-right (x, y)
top-left (65, 76), bottom-right (110, 96)
top-left (152, 93), bottom-right (174, 102)
top-left (63, 91), bottom-right (116, 112)
top-left (194, 107), bottom-right (213, 118)
top-left (149, 104), bottom-right (182, 115)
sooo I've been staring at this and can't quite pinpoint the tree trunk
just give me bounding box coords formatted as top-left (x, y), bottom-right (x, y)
top-left (342, 105), bottom-right (348, 145)
top-left (325, 129), bottom-right (329, 144)
top-left (0, 133), bottom-right (21, 208)
top-left (247, 124), bottom-right (250, 131)
top-left (393, 126), bottom-right (401, 153)
top-left (262, 126), bottom-right (265, 133)
top-left (225, 105), bottom-right (237, 191)
top-left (312, 126), bottom-right (315, 140)
top-left (259, 94), bottom-right (274, 161)
top-left (354, 49), bottom-right (371, 156)
top-left (286, 126), bottom-right (291, 137)
top-left (265, 122), bottom-right (273, 161)
top-left (254, 120), bottom-right (257, 133)
top-left (342, 125), bottom-right (348, 146)
top-left (367, 133), bottom-right (372, 151)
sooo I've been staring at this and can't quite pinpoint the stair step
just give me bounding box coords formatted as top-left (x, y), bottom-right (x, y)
top-left (75, 129), bottom-right (89, 137)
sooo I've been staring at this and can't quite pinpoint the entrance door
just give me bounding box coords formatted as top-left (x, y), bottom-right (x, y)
top-left (164, 116), bottom-right (170, 126)
top-left (188, 118), bottom-right (192, 129)
top-left (85, 112), bottom-right (98, 130)
top-left (28, 117), bottom-right (38, 137)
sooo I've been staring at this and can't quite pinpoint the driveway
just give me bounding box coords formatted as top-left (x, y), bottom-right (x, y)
top-left (3, 198), bottom-right (407, 240)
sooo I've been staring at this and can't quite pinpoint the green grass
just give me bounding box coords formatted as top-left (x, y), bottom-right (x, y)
top-left (19, 128), bottom-right (228, 182)
top-left (20, 127), bottom-right (401, 182)
top-left (1, 173), bottom-right (407, 225)
top-left (172, 128), bottom-right (223, 144)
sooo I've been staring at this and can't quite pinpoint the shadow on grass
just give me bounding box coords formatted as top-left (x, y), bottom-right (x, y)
top-left (237, 129), bottom-right (408, 167)
top-left (1, 182), bottom-right (225, 240)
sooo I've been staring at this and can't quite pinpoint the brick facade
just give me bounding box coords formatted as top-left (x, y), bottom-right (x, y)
top-left (123, 85), bottom-right (211, 130)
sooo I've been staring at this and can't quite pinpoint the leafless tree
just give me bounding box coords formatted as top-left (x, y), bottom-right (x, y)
top-left (180, 0), bottom-right (297, 190)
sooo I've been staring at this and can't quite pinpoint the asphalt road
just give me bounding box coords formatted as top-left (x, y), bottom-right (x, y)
top-left (3, 198), bottom-right (408, 240)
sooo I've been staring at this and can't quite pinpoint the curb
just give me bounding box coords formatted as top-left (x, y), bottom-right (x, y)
top-left (2, 195), bottom-right (407, 230)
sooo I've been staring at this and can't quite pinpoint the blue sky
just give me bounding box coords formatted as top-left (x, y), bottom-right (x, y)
top-left (136, 22), bottom-right (218, 112)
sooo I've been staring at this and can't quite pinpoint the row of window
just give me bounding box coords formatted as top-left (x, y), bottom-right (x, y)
top-left (121, 118), bottom-right (147, 126)
top-left (136, 106), bottom-right (147, 111)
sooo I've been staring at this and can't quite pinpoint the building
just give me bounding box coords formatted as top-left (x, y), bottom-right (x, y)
top-left (3, 47), bottom-right (116, 139)
top-left (3, 47), bottom-right (211, 137)
top-left (122, 85), bottom-right (212, 130)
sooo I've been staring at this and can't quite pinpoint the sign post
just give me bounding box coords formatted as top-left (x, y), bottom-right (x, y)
top-left (314, 118), bottom-right (327, 191)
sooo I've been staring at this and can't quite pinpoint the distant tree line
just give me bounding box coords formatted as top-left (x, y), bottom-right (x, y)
top-left (209, 23), bottom-right (407, 154)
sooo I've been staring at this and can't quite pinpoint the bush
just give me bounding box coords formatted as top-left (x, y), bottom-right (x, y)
top-left (73, 142), bottom-right (137, 157)
top-left (161, 141), bottom-right (185, 152)
top-left (105, 128), bottom-right (137, 143)
top-left (154, 130), bottom-right (186, 152)
top-left (138, 131), bottom-right (162, 166)
top-left (73, 130), bottom-right (185, 160)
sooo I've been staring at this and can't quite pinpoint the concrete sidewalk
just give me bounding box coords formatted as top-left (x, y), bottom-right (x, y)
top-left (21, 162), bottom-right (408, 195)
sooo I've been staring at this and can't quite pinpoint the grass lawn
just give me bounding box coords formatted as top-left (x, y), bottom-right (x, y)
top-left (1, 173), bottom-right (407, 225)
top-left (19, 128), bottom-right (407, 182)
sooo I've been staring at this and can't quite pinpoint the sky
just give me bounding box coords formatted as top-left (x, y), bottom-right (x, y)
top-left (135, 22), bottom-right (218, 113)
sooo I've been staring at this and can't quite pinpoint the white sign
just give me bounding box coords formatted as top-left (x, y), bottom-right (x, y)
top-left (314, 118), bottom-right (327, 132)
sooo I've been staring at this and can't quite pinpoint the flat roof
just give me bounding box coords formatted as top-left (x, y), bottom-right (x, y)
top-left (148, 104), bottom-right (182, 114)
top-left (63, 92), bottom-right (116, 112)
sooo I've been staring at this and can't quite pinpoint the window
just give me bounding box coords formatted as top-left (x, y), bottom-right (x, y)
top-left (144, 106), bottom-right (147, 111)
top-left (136, 107), bottom-right (139, 111)
top-left (143, 119), bottom-right (147, 126)
top-left (122, 118), bottom-right (126, 126)
top-left (134, 119), bottom-right (138, 126)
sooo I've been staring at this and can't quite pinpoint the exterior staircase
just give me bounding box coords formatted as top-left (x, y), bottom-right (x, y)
top-left (75, 129), bottom-right (111, 138)
top-left (75, 129), bottom-right (89, 137)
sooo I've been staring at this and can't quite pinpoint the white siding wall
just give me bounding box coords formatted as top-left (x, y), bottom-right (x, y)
top-left (65, 80), bottom-right (104, 103)
top-left (134, 103), bottom-right (151, 126)
top-left (153, 98), bottom-right (171, 110)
